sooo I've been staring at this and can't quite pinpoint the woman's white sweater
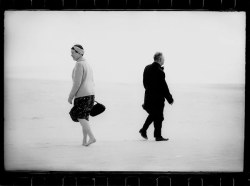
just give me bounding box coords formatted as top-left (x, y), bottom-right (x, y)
top-left (69, 57), bottom-right (95, 99)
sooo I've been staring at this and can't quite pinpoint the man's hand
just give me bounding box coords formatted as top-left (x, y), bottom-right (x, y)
top-left (170, 99), bottom-right (174, 105)
top-left (169, 97), bottom-right (174, 105)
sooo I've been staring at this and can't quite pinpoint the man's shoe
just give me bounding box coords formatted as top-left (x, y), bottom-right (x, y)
top-left (139, 129), bottom-right (148, 140)
top-left (155, 137), bottom-right (169, 141)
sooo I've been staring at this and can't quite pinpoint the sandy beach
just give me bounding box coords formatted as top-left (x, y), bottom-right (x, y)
top-left (4, 78), bottom-right (245, 172)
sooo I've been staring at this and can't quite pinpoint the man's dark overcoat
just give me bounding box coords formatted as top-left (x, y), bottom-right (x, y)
top-left (143, 62), bottom-right (173, 120)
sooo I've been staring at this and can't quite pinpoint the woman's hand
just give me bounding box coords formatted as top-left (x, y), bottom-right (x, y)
top-left (68, 96), bottom-right (73, 104)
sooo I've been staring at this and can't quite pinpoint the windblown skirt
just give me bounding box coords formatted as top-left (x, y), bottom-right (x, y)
top-left (69, 95), bottom-right (95, 122)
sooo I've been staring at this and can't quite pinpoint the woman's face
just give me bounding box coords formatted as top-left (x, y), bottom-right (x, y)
top-left (71, 49), bottom-right (81, 61)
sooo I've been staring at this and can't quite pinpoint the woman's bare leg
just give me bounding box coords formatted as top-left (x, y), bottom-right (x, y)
top-left (81, 126), bottom-right (88, 146)
top-left (78, 118), bottom-right (96, 146)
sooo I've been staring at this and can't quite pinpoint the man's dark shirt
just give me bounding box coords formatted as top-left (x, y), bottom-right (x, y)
top-left (143, 62), bottom-right (173, 111)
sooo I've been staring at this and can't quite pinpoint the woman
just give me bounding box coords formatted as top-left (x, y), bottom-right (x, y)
top-left (68, 44), bottom-right (96, 146)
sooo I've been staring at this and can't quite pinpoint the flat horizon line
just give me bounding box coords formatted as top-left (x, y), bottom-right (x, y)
top-left (5, 76), bottom-right (245, 86)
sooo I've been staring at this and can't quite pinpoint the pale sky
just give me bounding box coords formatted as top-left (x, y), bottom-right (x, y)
top-left (4, 11), bottom-right (245, 84)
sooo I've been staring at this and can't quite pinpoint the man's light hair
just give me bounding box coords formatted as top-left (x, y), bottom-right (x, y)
top-left (154, 52), bottom-right (163, 62)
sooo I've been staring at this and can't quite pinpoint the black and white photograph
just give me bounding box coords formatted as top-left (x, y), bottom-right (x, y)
top-left (4, 11), bottom-right (245, 172)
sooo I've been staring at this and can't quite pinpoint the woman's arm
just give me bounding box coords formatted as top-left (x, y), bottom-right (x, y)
top-left (68, 63), bottom-right (84, 103)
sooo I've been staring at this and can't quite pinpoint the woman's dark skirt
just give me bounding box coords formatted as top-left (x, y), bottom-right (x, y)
top-left (69, 95), bottom-right (95, 122)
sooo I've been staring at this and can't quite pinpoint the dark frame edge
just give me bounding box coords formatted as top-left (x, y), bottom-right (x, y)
top-left (0, 2), bottom-right (249, 185)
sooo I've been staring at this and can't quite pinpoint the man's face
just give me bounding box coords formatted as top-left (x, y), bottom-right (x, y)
top-left (159, 55), bottom-right (165, 66)
top-left (71, 49), bottom-right (81, 61)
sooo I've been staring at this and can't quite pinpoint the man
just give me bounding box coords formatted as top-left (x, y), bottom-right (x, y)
top-left (140, 52), bottom-right (174, 141)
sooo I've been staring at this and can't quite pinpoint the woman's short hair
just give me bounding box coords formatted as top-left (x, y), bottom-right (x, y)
top-left (73, 44), bottom-right (83, 49)
top-left (154, 52), bottom-right (163, 61)
top-left (71, 44), bottom-right (84, 55)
